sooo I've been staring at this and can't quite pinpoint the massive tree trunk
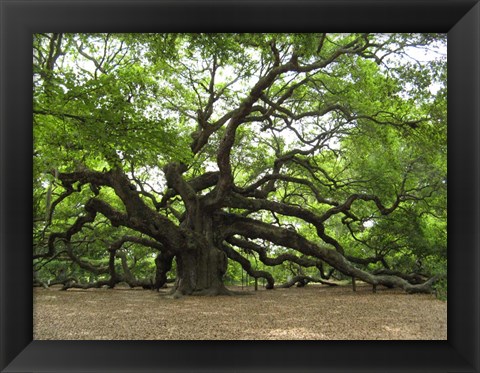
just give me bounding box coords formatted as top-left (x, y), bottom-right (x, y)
top-left (173, 242), bottom-right (229, 297)
top-left (162, 163), bottom-right (232, 296)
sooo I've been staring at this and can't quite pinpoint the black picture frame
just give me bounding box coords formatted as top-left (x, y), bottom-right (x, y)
top-left (1, 0), bottom-right (479, 372)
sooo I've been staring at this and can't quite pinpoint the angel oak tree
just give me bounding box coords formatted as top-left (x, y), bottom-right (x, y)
top-left (33, 33), bottom-right (447, 297)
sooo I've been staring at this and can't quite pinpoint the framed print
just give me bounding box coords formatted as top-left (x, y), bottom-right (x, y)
top-left (1, 0), bottom-right (479, 372)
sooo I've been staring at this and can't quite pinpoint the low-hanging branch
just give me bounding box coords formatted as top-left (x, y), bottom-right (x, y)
top-left (227, 236), bottom-right (322, 268)
top-left (221, 243), bottom-right (275, 289)
top-left (278, 275), bottom-right (338, 288)
top-left (217, 212), bottom-right (441, 293)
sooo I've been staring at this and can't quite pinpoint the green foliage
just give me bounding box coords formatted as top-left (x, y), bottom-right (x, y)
top-left (432, 278), bottom-right (448, 301)
top-left (33, 33), bottom-right (447, 290)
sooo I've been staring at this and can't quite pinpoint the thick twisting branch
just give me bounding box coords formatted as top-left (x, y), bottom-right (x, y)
top-left (216, 212), bottom-right (441, 293)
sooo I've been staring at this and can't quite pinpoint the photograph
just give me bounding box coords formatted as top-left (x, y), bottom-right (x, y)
top-left (1, 1), bottom-right (479, 372)
top-left (32, 33), bottom-right (447, 341)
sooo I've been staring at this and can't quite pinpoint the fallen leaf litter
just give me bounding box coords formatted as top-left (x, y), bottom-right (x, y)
top-left (33, 283), bottom-right (447, 340)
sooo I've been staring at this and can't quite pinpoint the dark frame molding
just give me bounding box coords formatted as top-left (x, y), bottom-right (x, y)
top-left (1, 0), bottom-right (479, 372)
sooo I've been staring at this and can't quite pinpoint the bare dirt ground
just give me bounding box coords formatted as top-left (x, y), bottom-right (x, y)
top-left (33, 283), bottom-right (447, 340)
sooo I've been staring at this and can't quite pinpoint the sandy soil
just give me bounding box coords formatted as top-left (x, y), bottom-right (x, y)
top-left (33, 283), bottom-right (447, 340)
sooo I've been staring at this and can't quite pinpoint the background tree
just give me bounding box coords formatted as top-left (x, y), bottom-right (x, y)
top-left (33, 33), bottom-right (447, 297)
